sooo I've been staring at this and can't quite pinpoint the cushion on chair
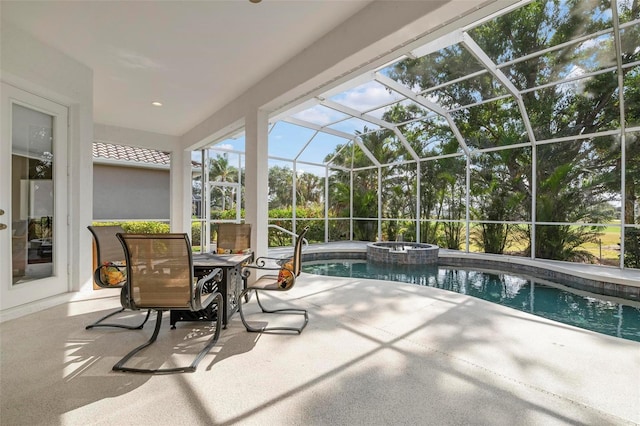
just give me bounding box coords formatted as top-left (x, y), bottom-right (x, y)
top-left (277, 259), bottom-right (294, 289)
top-left (99, 262), bottom-right (127, 286)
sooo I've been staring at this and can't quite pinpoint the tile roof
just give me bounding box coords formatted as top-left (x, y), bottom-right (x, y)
top-left (93, 141), bottom-right (170, 165)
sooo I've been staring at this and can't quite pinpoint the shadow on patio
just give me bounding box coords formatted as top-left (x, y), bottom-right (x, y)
top-left (1, 273), bottom-right (638, 425)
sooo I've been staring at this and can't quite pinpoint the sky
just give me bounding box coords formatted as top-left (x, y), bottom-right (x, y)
top-left (207, 77), bottom-right (403, 173)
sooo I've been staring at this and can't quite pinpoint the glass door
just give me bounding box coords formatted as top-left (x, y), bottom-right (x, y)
top-left (1, 83), bottom-right (69, 310)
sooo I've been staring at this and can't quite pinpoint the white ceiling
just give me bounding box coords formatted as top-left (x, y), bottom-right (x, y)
top-left (1, 0), bottom-right (372, 136)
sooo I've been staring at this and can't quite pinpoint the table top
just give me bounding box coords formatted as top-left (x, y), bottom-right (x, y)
top-left (192, 252), bottom-right (253, 268)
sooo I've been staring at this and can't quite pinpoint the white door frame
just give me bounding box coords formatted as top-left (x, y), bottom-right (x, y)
top-left (1, 82), bottom-right (69, 310)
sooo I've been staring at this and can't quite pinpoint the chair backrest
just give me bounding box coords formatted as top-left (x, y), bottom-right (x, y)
top-left (117, 233), bottom-right (194, 310)
top-left (88, 225), bottom-right (127, 265)
top-left (217, 223), bottom-right (251, 253)
top-left (291, 226), bottom-right (309, 277)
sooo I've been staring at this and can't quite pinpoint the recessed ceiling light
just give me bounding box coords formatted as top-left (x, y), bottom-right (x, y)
top-left (249, 0), bottom-right (261, 3)
top-left (151, 101), bottom-right (163, 107)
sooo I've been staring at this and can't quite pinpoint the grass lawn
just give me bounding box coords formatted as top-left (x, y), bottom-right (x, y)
top-left (468, 223), bottom-right (622, 265)
top-left (581, 226), bottom-right (622, 265)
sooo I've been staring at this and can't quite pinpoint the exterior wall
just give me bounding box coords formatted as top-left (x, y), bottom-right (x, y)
top-left (93, 164), bottom-right (170, 220)
top-left (93, 124), bottom-right (186, 232)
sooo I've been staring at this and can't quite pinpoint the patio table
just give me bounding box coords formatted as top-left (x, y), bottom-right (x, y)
top-left (170, 252), bottom-right (253, 329)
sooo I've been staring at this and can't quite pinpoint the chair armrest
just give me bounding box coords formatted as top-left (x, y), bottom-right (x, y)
top-left (240, 263), bottom-right (281, 280)
top-left (253, 255), bottom-right (289, 265)
top-left (200, 291), bottom-right (223, 316)
top-left (193, 267), bottom-right (223, 310)
top-left (240, 255), bottom-right (282, 278)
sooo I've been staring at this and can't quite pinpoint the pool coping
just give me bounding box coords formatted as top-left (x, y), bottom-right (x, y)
top-left (285, 242), bottom-right (640, 301)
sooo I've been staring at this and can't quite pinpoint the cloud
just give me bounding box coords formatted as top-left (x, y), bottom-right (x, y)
top-left (215, 143), bottom-right (235, 150)
top-left (293, 106), bottom-right (344, 126)
top-left (335, 81), bottom-right (402, 111)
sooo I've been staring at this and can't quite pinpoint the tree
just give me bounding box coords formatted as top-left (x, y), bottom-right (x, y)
top-left (302, 0), bottom-right (637, 264)
top-left (209, 153), bottom-right (238, 211)
top-left (326, 138), bottom-right (381, 241)
top-left (296, 171), bottom-right (323, 207)
top-left (385, 0), bottom-right (625, 261)
top-left (268, 165), bottom-right (293, 209)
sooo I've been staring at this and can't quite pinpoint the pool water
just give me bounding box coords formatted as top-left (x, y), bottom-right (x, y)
top-left (302, 260), bottom-right (640, 342)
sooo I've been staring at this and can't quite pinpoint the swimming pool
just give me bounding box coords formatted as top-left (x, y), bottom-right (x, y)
top-left (302, 260), bottom-right (640, 342)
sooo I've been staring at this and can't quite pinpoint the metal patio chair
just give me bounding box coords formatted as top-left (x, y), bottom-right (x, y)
top-left (86, 225), bottom-right (151, 330)
top-left (238, 226), bottom-right (309, 334)
top-left (216, 223), bottom-right (251, 254)
top-left (216, 222), bottom-right (253, 302)
top-left (113, 233), bottom-right (224, 374)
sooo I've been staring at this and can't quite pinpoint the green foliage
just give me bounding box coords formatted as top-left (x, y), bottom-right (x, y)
top-left (534, 225), bottom-right (602, 263)
top-left (268, 206), bottom-right (324, 245)
top-left (267, 205), bottom-right (324, 220)
top-left (267, 165), bottom-right (324, 210)
top-left (268, 165), bottom-right (293, 209)
top-left (93, 221), bottom-right (170, 234)
top-left (328, 219), bottom-right (350, 241)
top-left (208, 153), bottom-right (239, 211)
top-left (470, 149), bottom-right (529, 253)
top-left (383, 220), bottom-right (416, 242)
top-left (441, 222), bottom-right (464, 250)
top-left (624, 228), bottom-right (640, 268)
top-left (375, 0), bottom-right (630, 261)
top-left (191, 222), bottom-right (201, 246)
top-left (210, 209), bottom-right (243, 221)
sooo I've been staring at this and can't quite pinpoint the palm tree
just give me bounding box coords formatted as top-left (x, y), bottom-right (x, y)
top-left (209, 153), bottom-right (238, 211)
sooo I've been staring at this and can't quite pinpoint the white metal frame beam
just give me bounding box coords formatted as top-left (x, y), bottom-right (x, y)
top-left (375, 72), bottom-right (472, 156)
top-left (461, 32), bottom-right (537, 146)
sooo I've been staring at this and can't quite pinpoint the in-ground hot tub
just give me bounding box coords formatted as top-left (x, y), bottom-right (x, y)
top-left (367, 242), bottom-right (439, 265)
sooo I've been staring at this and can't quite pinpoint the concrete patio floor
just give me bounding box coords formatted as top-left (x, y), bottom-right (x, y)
top-left (1, 267), bottom-right (638, 425)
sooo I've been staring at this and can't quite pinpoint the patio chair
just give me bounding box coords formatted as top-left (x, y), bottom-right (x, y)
top-left (216, 223), bottom-right (251, 254)
top-left (238, 226), bottom-right (309, 334)
top-left (217, 222), bottom-right (252, 302)
top-left (113, 233), bottom-right (224, 374)
top-left (86, 225), bottom-right (151, 330)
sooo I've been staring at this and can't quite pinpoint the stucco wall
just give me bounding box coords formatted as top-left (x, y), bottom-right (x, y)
top-left (93, 164), bottom-right (169, 220)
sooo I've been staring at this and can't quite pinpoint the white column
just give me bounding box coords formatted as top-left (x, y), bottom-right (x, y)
top-left (71, 102), bottom-right (94, 293)
top-left (245, 109), bottom-right (269, 259)
top-left (170, 148), bottom-right (192, 234)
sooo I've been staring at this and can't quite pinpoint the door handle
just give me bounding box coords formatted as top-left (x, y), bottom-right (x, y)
top-left (0, 224), bottom-right (7, 230)
top-left (0, 209), bottom-right (4, 215)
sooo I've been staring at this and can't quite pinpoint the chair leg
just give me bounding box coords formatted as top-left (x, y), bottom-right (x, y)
top-left (238, 289), bottom-right (308, 334)
top-left (113, 293), bottom-right (224, 374)
top-left (85, 308), bottom-right (152, 330)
